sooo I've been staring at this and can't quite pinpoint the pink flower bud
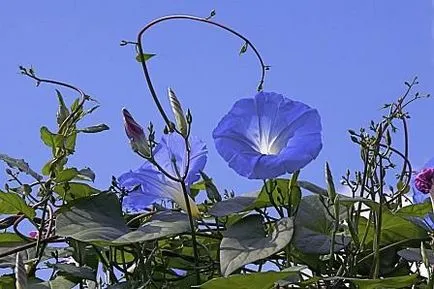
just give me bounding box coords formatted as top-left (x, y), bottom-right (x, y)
top-left (29, 231), bottom-right (38, 239)
top-left (415, 168), bottom-right (434, 194)
top-left (122, 108), bottom-right (150, 157)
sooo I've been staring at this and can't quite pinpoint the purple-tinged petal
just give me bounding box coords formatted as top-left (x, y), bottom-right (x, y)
top-left (213, 91), bottom-right (322, 179)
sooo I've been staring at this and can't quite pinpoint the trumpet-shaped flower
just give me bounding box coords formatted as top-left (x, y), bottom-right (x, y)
top-left (119, 133), bottom-right (207, 217)
top-left (213, 92), bottom-right (322, 179)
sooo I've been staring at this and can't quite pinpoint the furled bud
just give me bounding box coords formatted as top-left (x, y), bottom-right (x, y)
top-left (122, 108), bottom-right (151, 157)
top-left (168, 88), bottom-right (188, 136)
top-left (15, 252), bottom-right (27, 289)
top-left (414, 168), bottom-right (434, 194)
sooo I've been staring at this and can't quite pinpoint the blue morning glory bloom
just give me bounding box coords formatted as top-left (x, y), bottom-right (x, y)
top-left (119, 133), bottom-right (207, 217)
top-left (212, 92), bottom-right (322, 179)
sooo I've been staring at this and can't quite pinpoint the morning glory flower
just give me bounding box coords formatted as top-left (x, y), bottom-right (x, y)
top-left (119, 132), bottom-right (207, 218)
top-left (411, 157), bottom-right (434, 231)
top-left (212, 91), bottom-right (322, 179)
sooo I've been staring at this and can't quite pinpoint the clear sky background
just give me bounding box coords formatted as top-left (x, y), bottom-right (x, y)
top-left (0, 1), bottom-right (433, 196)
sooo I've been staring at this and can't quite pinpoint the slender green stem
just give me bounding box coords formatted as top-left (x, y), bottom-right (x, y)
top-left (135, 14), bottom-right (268, 129)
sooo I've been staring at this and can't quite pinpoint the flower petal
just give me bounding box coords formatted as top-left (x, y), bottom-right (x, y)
top-left (412, 157), bottom-right (434, 204)
top-left (153, 134), bottom-right (207, 185)
top-left (213, 91), bottom-right (322, 179)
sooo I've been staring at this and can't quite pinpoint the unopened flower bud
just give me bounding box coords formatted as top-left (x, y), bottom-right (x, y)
top-left (168, 88), bottom-right (188, 137)
top-left (415, 168), bottom-right (434, 194)
top-left (122, 108), bottom-right (151, 157)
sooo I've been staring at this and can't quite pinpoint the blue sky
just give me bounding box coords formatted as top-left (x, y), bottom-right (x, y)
top-left (0, 1), bottom-right (433, 195)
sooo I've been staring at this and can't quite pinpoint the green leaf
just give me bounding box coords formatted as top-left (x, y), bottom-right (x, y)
top-left (53, 182), bottom-right (100, 201)
top-left (198, 269), bottom-right (303, 289)
top-left (208, 196), bottom-right (257, 217)
top-left (0, 191), bottom-right (35, 219)
top-left (40, 126), bottom-right (57, 147)
top-left (200, 171), bottom-right (222, 202)
top-left (65, 132), bottom-right (77, 153)
top-left (0, 275), bottom-right (15, 289)
top-left (56, 193), bottom-right (129, 244)
top-left (0, 233), bottom-right (26, 245)
top-left (55, 89), bottom-right (70, 127)
top-left (220, 215), bottom-right (294, 276)
top-left (293, 195), bottom-right (350, 254)
top-left (0, 154), bottom-right (42, 181)
top-left (239, 42), bottom-right (248, 55)
top-left (49, 263), bottom-right (96, 281)
top-left (396, 200), bottom-right (432, 218)
top-left (297, 180), bottom-right (327, 195)
top-left (112, 211), bottom-right (190, 244)
top-left (77, 167), bottom-right (96, 182)
top-left (55, 168), bottom-right (79, 182)
top-left (325, 162), bottom-right (336, 201)
top-left (78, 124), bottom-right (109, 133)
top-left (135, 53), bottom-right (156, 62)
top-left (358, 210), bottom-right (427, 246)
top-left (344, 274), bottom-right (417, 289)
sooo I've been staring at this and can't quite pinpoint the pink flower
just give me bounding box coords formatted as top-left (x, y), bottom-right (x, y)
top-left (414, 168), bottom-right (434, 194)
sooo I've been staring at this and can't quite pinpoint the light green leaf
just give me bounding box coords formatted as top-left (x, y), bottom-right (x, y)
top-left (53, 182), bottom-right (100, 201)
top-left (198, 269), bottom-right (302, 289)
top-left (220, 215), bottom-right (294, 276)
top-left (0, 275), bottom-right (15, 289)
top-left (135, 53), bottom-right (156, 62)
top-left (55, 168), bottom-right (79, 182)
top-left (358, 210), bottom-right (427, 246)
top-left (343, 274), bottom-right (417, 289)
top-left (0, 191), bottom-right (35, 219)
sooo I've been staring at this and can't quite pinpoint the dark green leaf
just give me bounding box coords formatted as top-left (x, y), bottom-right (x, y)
top-left (65, 132), bottom-right (77, 153)
top-left (79, 124), bottom-right (109, 133)
top-left (208, 196), bottom-right (256, 217)
top-left (0, 233), bottom-right (26, 245)
top-left (396, 200), bottom-right (432, 218)
top-left (112, 211), bottom-right (190, 244)
top-left (135, 53), bottom-right (156, 62)
top-left (220, 215), bottom-right (294, 276)
top-left (77, 167), bottom-right (96, 182)
top-left (297, 180), bottom-right (327, 195)
top-left (40, 126), bottom-right (57, 147)
top-left (0, 154), bottom-right (42, 181)
top-left (0, 191), bottom-right (35, 219)
top-left (239, 42), bottom-right (248, 55)
top-left (198, 269), bottom-right (303, 289)
top-left (50, 263), bottom-right (96, 281)
top-left (293, 195), bottom-right (350, 254)
top-left (325, 162), bottom-right (336, 201)
top-left (55, 89), bottom-right (69, 126)
top-left (53, 182), bottom-right (100, 201)
top-left (56, 193), bottom-right (129, 244)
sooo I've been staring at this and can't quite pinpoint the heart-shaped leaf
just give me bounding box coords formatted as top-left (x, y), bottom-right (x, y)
top-left (220, 215), bottom-right (294, 276)
top-left (112, 211), bottom-right (190, 244)
top-left (56, 193), bottom-right (128, 244)
top-left (293, 195), bottom-right (350, 254)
